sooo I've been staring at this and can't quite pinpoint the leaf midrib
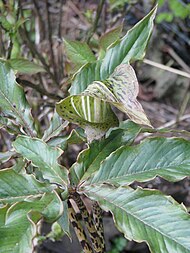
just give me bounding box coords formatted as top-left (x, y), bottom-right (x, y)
top-left (43, 121), bottom-right (68, 142)
top-left (90, 163), bottom-right (190, 185)
top-left (0, 193), bottom-right (43, 202)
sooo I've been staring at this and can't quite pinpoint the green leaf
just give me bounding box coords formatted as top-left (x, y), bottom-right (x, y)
top-left (0, 16), bottom-right (12, 31)
top-left (156, 12), bottom-right (174, 23)
top-left (0, 207), bottom-right (36, 253)
top-left (0, 192), bottom-right (62, 253)
top-left (0, 206), bottom-right (9, 227)
top-left (7, 58), bottom-right (45, 74)
top-left (42, 111), bottom-right (69, 142)
top-left (14, 18), bottom-right (28, 32)
top-left (48, 128), bottom-right (86, 150)
top-left (69, 7), bottom-right (157, 95)
top-left (0, 116), bottom-right (8, 128)
top-left (109, 0), bottom-right (129, 10)
top-left (0, 62), bottom-right (35, 136)
top-left (82, 185), bottom-right (190, 253)
top-left (107, 236), bottom-right (128, 253)
top-left (13, 136), bottom-right (68, 187)
top-left (0, 168), bottom-right (53, 204)
top-left (70, 120), bottom-right (142, 185)
top-left (100, 6), bottom-right (157, 79)
top-left (0, 116), bottom-right (21, 135)
top-left (99, 25), bottom-right (122, 51)
top-left (158, 0), bottom-right (165, 6)
top-left (169, 0), bottom-right (190, 19)
top-left (8, 192), bottom-right (62, 223)
top-left (56, 94), bottom-right (118, 142)
top-left (64, 39), bottom-right (96, 66)
top-left (64, 128), bottom-right (86, 145)
top-left (86, 137), bottom-right (190, 186)
top-left (0, 151), bottom-right (16, 163)
top-left (69, 61), bottom-right (101, 95)
top-left (12, 158), bottom-right (27, 173)
top-left (46, 222), bottom-right (65, 241)
top-left (57, 201), bottom-right (71, 238)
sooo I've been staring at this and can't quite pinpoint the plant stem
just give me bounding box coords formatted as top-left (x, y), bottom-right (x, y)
top-left (0, 27), bottom-right (5, 57)
top-left (72, 192), bottom-right (104, 253)
top-left (45, 0), bottom-right (58, 83)
top-left (1, 1), bottom-right (18, 59)
top-left (68, 200), bottom-right (93, 253)
top-left (19, 26), bottom-right (59, 85)
top-left (7, 40), bottom-right (13, 59)
top-left (93, 202), bottom-right (105, 252)
top-left (33, 0), bottom-right (46, 41)
top-left (16, 78), bottom-right (63, 100)
top-left (86, 0), bottom-right (105, 44)
top-left (18, 0), bottom-right (59, 86)
top-left (57, 0), bottom-right (64, 81)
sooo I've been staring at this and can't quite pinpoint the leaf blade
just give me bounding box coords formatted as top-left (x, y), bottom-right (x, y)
top-left (13, 136), bottom-right (68, 187)
top-left (70, 120), bottom-right (142, 185)
top-left (0, 61), bottom-right (35, 136)
top-left (69, 61), bottom-right (101, 95)
top-left (86, 137), bottom-right (190, 186)
top-left (7, 58), bottom-right (45, 74)
top-left (57, 201), bottom-right (71, 238)
top-left (82, 185), bottom-right (190, 253)
top-left (42, 111), bottom-right (69, 142)
top-left (99, 25), bottom-right (122, 51)
top-left (100, 6), bottom-right (157, 79)
top-left (69, 7), bottom-right (157, 95)
top-left (0, 169), bottom-right (53, 204)
top-left (64, 39), bottom-right (96, 66)
top-left (0, 192), bottom-right (62, 253)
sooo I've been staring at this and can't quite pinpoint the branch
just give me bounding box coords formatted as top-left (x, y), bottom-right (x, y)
top-left (18, 1), bottom-right (59, 85)
top-left (57, 0), bottom-right (65, 81)
top-left (86, 0), bottom-right (106, 43)
top-left (33, 0), bottom-right (46, 40)
top-left (45, 0), bottom-right (58, 83)
top-left (16, 78), bottom-right (63, 100)
top-left (7, 40), bottom-right (13, 60)
top-left (143, 58), bottom-right (190, 79)
top-left (19, 27), bottom-right (59, 85)
top-left (0, 27), bottom-right (5, 57)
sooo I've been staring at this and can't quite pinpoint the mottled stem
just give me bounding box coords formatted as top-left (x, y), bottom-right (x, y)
top-left (93, 202), bottom-right (105, 252)
top-left (72, 192), bottom-right (104, 253)
top-left (68, 200), bottom-right (93, 253)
